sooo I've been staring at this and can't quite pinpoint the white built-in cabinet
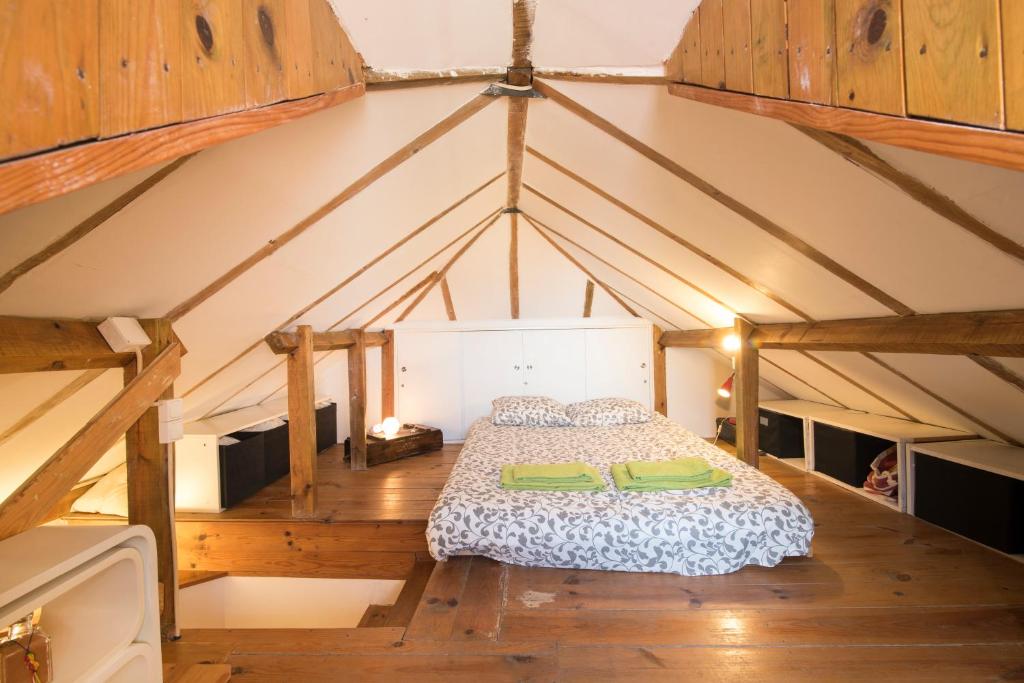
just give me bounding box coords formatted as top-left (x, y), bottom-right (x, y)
top-left (394, 319), bottom-right (653, 440)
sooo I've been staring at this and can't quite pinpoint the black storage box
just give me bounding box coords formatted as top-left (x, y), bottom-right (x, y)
top-left (759, 409), bottom-right (805, 459)
top-left (915, 453), bottom-right (1024, 554)
top-left (315, 402), bottom-right (338, 453)
top-left (236, 422), bottom-right (290, 485)
top-left (219, 430), bottom-right (267, 508)
top-left (813, 422), bottom-right (894, 488)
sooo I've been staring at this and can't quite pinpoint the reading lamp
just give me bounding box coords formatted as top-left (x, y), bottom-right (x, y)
top-left (717, 373), bottom-right (735, 399)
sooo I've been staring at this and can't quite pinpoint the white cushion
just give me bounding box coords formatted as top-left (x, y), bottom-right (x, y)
top-left (491, 396), bottom-right (571, 427)
top-left (71, 463), bottom-right (128, 517)
top-left (566, 398), bottom-right (652, 427)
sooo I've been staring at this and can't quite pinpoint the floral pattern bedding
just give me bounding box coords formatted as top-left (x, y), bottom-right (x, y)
top-left (426, 414), bottom-right (814, 576)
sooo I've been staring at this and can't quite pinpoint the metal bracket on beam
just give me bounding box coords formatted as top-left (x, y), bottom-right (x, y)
top-left (501, 207), bottom-right (522, 214)
top-left (484, 83), bottom-right (545, 99)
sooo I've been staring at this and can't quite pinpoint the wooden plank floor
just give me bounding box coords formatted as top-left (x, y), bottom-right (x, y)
top-left (164, 448), bottom-right (1024, 681)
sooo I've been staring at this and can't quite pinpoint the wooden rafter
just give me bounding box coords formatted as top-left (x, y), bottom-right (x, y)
top-left (523, 212), bottom-right (712, 327)
top-left (0, 155), bottom-right (195, 296)
top-left (396, 213), bottom-right (503, 322)
top-left (0, 369), bottom-right (106, 448)
top-left (968, 355), bottom-right (1024, 396)
top-left (0, 342), bottom-right (181, 540)
top-left (364, 67), bottom-right (506, 90)
top-left (360, 272), bottom-right (439, 330)
top-left (526, 146), bottom-right (814, 321)
top-left (507, 101), bottom-right (529, 206)
top-left (534, 68), bottom-right (668, 85)
top-left (265, 330), bottom-right (387, 354)
top-left (522, 215), bottom-right (638, 317)
top-left (165, 91), bottom-right (498, 322)
top-left (180, 176), bottom-right (503, 398)
top-left (760, 355), bottom-right (849, 409)
top-left (667, 82), bottom-right (1024, 174)
top-left (509, 214), bottom-right (520, 318)
top-left (661, 311), bottom-right (1024, 357)
top-left (524, 183), bottom-right (737, 315)
top-left (0, 85), bottom-right (365, 217)
top-left (583, 280), bottom-right (595, 317)
top-left (0, 316), bottom-right (148, 374)
top-left (862, 353), bottom-right (1021, 447)
top-left (535, 80), bottom-right (913, 316)
top-left (794, 126), bottom-right (1024, 265)
top-left (440, 277), bottom-right (457, 321)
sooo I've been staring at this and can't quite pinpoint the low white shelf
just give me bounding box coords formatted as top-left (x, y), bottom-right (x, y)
top-left (0, 526), bottom-right (161, 682)
top-left (176, 396), bottom-right (327, 513)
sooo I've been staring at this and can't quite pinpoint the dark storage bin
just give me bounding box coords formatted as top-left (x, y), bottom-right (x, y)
top-left (237, 423), bottom-right (290, 485)
top-left (759, 409), bottom-right (805, 459)
top-left (813, 422), bottom-right (894, 488)
top-left (315, 402), bottom-right (338, 453)
top-left (915, 453), bottom-right (1024, 554)
top-left (219, 430), bottom-right (267, 508)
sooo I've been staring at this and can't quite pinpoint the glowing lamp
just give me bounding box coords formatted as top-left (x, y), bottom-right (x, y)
top-left (381, 416), bottom-right (401, 438)
top-left (721, 333), bottom-right (741, 353)
top-left (717, 373), bottom-right (735, 399)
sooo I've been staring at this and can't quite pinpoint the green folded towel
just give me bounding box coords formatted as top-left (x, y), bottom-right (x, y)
top-left (500, 464), bottom-right (606, 491)
top-left (625, 457), bottom-right (712, 482)
top-left (611, 463), bottom-right (732, 492)
top-left (510, 461), bottom-right (597, 483)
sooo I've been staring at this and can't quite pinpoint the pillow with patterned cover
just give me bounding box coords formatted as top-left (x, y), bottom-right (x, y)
top-left (491, 396), bottom-right (572, 427)
top-left (566, 397), bottom-right (652, 427)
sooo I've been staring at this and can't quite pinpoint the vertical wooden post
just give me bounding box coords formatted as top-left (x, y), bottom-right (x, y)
top-left (348, 329), bottom-right (368, 471)
top-left (652, 325), bottom-right (667, 416)
top-left (381, 329), bottom-right (395, 419)
top-left (734, 318), bottom-right (760, 468)
top-left (509, 212), bottom-right (520, 319)
top-left (125, 319), bottom-right (178, 639)
top-left (288, 325), bottom-right (317, 517)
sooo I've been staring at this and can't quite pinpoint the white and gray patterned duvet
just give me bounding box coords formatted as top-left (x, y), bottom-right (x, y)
top-left (426, 415), bottom-right (814, 576)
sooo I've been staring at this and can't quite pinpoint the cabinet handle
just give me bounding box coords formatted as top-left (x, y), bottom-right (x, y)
top-left (641, 362), bottom-right (647, 369)
top-left (401, 366), bottom-right (407, 372)
top-left (514, 364), bottom-right (520, 371)
top-left (526, 364), bottom-right (533, 370)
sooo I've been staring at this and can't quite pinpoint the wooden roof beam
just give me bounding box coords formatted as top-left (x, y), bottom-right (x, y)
top-left (0, 316), bottom-right (173, 373)
top-left (265, 330), bottom-right (387, 354)
top-left (660, 309), bottom-right (1024, 356)
top-left (667, 83), bottom-right (1024, 174)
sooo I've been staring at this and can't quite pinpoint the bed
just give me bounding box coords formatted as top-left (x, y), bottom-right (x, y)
top-left (426, 414), bottom-right (814, 576)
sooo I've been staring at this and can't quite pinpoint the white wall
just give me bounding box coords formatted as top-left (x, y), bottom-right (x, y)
top-left (178, 576), bottom-right (403, 628)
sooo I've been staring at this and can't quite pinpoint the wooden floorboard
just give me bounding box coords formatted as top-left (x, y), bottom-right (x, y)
top-left (164, 447), bottom-right (1024, 679)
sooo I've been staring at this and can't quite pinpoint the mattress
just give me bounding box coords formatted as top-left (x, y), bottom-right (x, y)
top-left (426, 415), bottom-right (814, 576)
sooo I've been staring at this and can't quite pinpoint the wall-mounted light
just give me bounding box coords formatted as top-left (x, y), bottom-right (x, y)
top-left (717, 373), bottom-right (734, 399)
top-left (721, 333), bottom-right (741, 353)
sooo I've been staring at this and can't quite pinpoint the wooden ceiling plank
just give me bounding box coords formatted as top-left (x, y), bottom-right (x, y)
top-left (667, 82), bottom-right (1024, 173)
top-left (534, 80), bottom-right (913, 316)
top-left (396, 212), bottom-right (503, 323)
top-left (526, 146), bottom-right (814, 321)
top-left (0, 83), bottom-right (364, 217)
top-left (522, 212), bottom-right (712, 327)
top-left (180, 177), bottom-right (502, 398)
top-left (0, 342), bottom-right (181, 540)
top-left (0, 369), bottom-right (107, 448)
top-left (522, 215), bottom-right (638, 317)
top-left (795, 125), bottom-right (1024, 264)
top-left (165, 90), bottom-right (498, 322)
top-left (862, 352), bottom-right (1022, 447)
top-left (0, 154), bottom-right (196, 296)
top-left (524, 183), bottom-right (738, 317)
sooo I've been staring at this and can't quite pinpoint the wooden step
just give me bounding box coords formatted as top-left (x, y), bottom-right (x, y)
top-left (404, 556), bottom-right (505, 641)
top-left (385, 560), bottom-right (435, 627)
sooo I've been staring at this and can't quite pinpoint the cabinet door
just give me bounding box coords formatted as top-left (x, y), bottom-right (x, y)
top-left (396, 332), bottom-right (463, 439)
top-left (584, 328), bottom-right (652, 406)
top-left (523, 329), bottom-right (587, 404)
top-left (462, 331), bottom-right (524, 428)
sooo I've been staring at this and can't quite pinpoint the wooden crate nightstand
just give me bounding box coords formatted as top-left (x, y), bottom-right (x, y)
top-left (344, 424), bottom-right (443, 467)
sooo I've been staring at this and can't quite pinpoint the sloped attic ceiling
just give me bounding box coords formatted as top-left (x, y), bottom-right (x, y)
top-left (1, 0), bottom-right (1024, 503)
